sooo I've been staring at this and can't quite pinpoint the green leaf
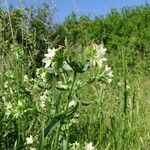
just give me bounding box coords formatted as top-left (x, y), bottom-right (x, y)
top-left (62, 61), bottom-right (73, 71)
top-left (44, 102), bottom-right (79, 137)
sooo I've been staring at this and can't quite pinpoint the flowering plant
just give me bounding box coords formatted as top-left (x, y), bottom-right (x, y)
top-left (39, 43), bottom-right (113, 141)
top-left (1, 43), bottom-right (113, 149)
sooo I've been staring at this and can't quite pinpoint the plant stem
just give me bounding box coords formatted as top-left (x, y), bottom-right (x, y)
top-left (53, 123), bottom-right (61, 150)
top-left (64, 71), bottom-right (77, 116)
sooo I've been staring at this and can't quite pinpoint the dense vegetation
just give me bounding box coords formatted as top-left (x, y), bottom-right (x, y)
top-left (0, 2), bottom-right (150, 149)
top-left (1, 3), bottom-right (150, 73)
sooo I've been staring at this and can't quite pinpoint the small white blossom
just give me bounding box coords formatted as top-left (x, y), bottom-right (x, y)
top-left (96, 44), bottom-right (107, 56)
top-left (104, 65), bottom-right (112, 74)
top-left (96, 59), bottom-right (103, 69)
top-left (92, 44), bottom-right (107, 69)
top-left (42, 48), bottom-right (57, 68)
top-left (68, 118), bottom-right (79, 126)
top-left (104, 65), bottom-right (113, 83)
top-left (39, 90), bottom-right (49, 109)
top-left (26, 135), bottom-right (33, 144)
top-left (40, 100), bottom-right (46, 108)
top-left (36, 69), bottom-right (40, 75)
top-left (68, 100), bottom-right (77, 108)
top-left (4, 81), bottom-right (8, 88)
top-left (29, 148), bottom-right (36, 150)
top-left (127, 85), bottom-right (130, 89)
top-left (41, 72), bottom-right (47, 82)
top-left (107, 78), bottom-right (112, 83)
top-left (69, 141), bottom-right (80, 150)
top-left (23, 75), bottom-right (29, 82)
top-left (18, 100), bottom-right (23, 107)
top-left (5, 102), bottom-right (13, 116)
top-left (118, 81), bottom-right (122, 86)
top-left (84, 142), bottom-right (96, 150)
top-left (107, 70), bottom-right (113, 78)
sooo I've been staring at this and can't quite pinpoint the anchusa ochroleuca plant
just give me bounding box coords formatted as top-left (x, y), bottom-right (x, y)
top-left (35, 43), bottom-right (113, 148)
top-left (1, 43), bottom-right (113, 149)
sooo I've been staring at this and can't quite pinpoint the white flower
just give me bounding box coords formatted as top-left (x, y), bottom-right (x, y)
top-left (41, 72), bottom-right (47, 82)
top-left (40, 100), bottom-right (46, 109)
top-left (29, 148), bottom-right (36, 150)
top-left (127, 85), bottom-right (130, 89)
top-left (46, 48), bottom-right (56, 59)
top-left (84, 142), bottom-right (96, 150)
top-left (107, 78), bottom-right (112, 83)
top-left (96, 59), bottom-right (103, 69)
top-left (26, 135), bottom-right (33, 144)
top-left (5, 102), bottom-right (13, 116)
top-left (69, 118), bottom-right (79, 126)
top-left (36, 68), bottom-right (40, 75)
top-left (68, 100), bottom-right (77, 108)
top-left (104, 65), bottom-right (113, 83)
top-left (4, 81), bottom-right (8, 88)
top-left (96, 44), bottom-right (107, 56)
top-left (42, 48), bottom-right (57, 68)
top-left (69, 141), bottom-right (80, 150)
top-left (5, 102), bottom-right (12, 109)
top-left (23, 75), bottom-right (29, 82)
top-left (39, 90), bottom-right (49, 109)
top-left (18, 100), bottom-right (23, 107)
top-left (107, 70), bottom-right (113, 78)
top-left (118, 82), bottom-right (122, 86)
top-left (104, 65), bottom-right (111, 73)
top-left (92, 44), bottom-right (107, 69)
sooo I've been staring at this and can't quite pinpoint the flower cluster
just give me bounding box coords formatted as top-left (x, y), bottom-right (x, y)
top-left (69, 141), bottom-right (80, 150)
top-left (4, 102), bottom-right (13, 117)
top-left (42, 46), bottom-right (64, 68)
top-left (85, 142), bottom-right (97, 150)
top-left (26, 135), bottom-right (33, 144)
top-left (90, 44), bottom-right (113, 83)
top-left (42, 48), bottom-right (57, 68)
top-left (91, 43), bottom-right (107, 69)
top-left (103, 64), bottom-right (113, 83)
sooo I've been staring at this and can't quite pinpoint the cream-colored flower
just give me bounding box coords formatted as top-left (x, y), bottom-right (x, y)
top-left (92, 44), bottom-right (107, 69)
top-left (26, 135), bottom-right (33, 144)
top-left (23, 75), bottom-right (29, 82)
top-left (68, 100), bottom-right (77, 108)
top-left (41, 72), bottom-right (47, 82)
top-left (5, 102), bottom-right (13, 116)
top-left (39, 90), bottom-right (49, 109)
top-left (69, 141), bottom-right (80, 150)
top-left (104, 65), bottom-right (113, 83)
top-left (42, 48), bottom-right (57, 68)
top-left (107, 78), bottom-right (112, 83)
top-left (84, 142), bottom-right (96, 150)
top-left (29, 148), bottom-right (36, 150)
top-left (96, 44), bottom-right (107, 56)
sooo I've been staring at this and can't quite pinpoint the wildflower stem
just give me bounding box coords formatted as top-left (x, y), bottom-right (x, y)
top-left (65, 71), bottom-right (77, 116)
top-left (53, 123), bottom-right (61, 150)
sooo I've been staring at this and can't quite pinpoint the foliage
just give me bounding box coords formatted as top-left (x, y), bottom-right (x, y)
top-left (55, 4), bottom-right (150, 74)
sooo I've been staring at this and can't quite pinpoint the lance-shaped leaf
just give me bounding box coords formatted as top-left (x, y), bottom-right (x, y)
top-left (44, 102), bottom-right (79, 137)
